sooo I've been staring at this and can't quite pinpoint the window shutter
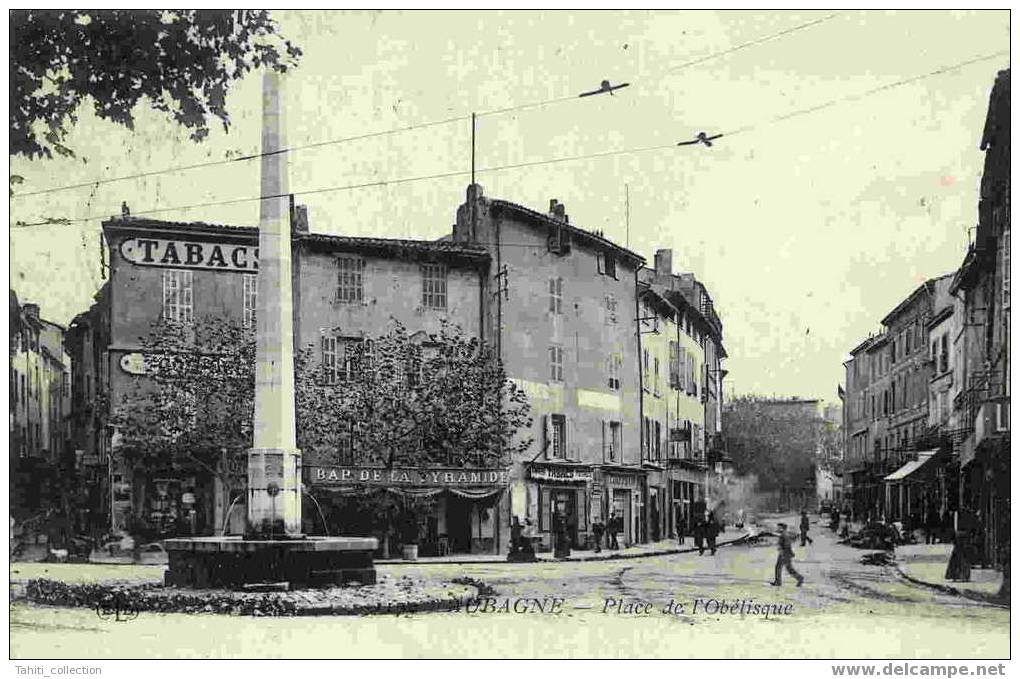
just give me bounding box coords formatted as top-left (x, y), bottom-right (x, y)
top-left (542, 415), bottom-right (551, 459)
top-left (541, 488), bottom-right (552, 532)
top-left (597, 252), bottom-right (605, 274)
top-left (576, 488), bottom-right (587, 531)
top-left (564, 416), bottom-right (573, 460)
top-left (602, 420), bottom-right (607, 462)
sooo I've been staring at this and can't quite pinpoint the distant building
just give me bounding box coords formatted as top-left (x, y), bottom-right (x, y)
top-left (9, 296), bottom-right (72, 524)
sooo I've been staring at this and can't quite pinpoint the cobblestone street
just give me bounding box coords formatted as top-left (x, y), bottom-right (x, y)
top-left (10, 517), bottom-right (1008, 659)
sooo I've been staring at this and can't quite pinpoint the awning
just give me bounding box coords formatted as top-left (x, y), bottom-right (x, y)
top-left (883, 451), bottom-right (938, 482)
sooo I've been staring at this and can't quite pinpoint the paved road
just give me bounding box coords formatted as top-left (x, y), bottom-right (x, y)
top-left (10, 515), bottom-right (1009, 659)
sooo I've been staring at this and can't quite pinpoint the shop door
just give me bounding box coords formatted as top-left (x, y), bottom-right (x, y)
top-left (613, 490), bottom-right (631, 546)
top-left (649, 488), bottom-right (660, 541)
top-left (552, 490), bottom-right (578, 547)
top-left (446, 495), bottom-right (472, 553)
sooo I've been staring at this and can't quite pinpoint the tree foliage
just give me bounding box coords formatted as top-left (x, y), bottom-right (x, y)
top-left (722, 396), bottom-right (823, 494)
top-left (297, 319), bottom-right (533, 469)
top-left (110, 317), bottom-right (532, 502)
top-left (10, 10), bottom-right (301, 159)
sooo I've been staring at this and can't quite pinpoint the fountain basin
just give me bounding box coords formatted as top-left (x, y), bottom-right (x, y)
top-left (164, 536), bottom-right (378, 589)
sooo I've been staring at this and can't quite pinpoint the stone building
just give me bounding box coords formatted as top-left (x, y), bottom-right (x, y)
top-left (64, 185), bottom-right (729, 555)
top-left (9, 296), bottom-right (72, 525)
top-left (949, 68), bottom-right (1009, 569)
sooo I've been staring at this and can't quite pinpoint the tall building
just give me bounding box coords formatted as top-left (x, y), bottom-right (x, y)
top-left (9, 296), bottom-right (72, 524)
top-left (949, 68), bottom-right (1010, 568)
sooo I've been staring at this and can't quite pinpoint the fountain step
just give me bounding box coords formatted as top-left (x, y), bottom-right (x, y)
top-left (241, 582), bottom-right (291, 593)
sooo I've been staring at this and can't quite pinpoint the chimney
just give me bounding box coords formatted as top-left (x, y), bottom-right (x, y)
top-left (291, 203), bottom-right (309, 233)
top-left (23, 303), bottom-right (40, 321)
top-left (654, 249), bottom-right (673, 277)
top-left (548, 199), bottom-right (568, 223)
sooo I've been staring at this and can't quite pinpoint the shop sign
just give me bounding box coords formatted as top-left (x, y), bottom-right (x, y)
top-left (528, 465), bottom-right (593, 483)
top-left (306, 466), bottom-right (510, 487)
top-left (120, 237), bottom-right (258, 273)
top-left (606, 474), bottom-right (640, 489)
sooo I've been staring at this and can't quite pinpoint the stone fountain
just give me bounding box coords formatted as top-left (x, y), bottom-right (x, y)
top-left (164, 72), bottom-right (377, 589)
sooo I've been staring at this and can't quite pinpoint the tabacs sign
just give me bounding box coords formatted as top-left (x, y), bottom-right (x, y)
top-left (120, 237), bottom-right (258, 273)
top-left (307, 466), bottom-right (511, 487)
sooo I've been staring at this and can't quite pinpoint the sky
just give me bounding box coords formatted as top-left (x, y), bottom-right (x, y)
top-left (8, 10), bottom-right (1010, 402)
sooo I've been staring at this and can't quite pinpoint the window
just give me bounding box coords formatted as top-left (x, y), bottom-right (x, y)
top-left (549, 277), bottom-right (563, 314)
top-left (242, 275), bottom-right (257, 329)
top-left (609, 421), bottom-right (621, 461)
top-left (337, 422), bottom-right (354, 465)
top-left (604, 294), bottom-right (618, 325)
top-left (904, 328), bottom-right (912, 354)
top-left (607, 353), bottom-right (621, 390)
top-left (322, 337), bottom-right (361, 384)
top-left (597, 251), bottom-right (618, 279)
top-left (654, 420), bottom-right (662, 460)
top-left (653, 356), bottom-right (660, 395)
top-left (1002, 225), bottom-right (1010, 309)
top-left (550, 414), bottom-right (565, 458)
top-left (549, 346), bottom-right (564, 382)
top-left (677, 346), bottom-right (687, 391)
top-left (669, 341), bottom-right (680, 389)
top-left (421, 263), bottom-right (447, 309)
top-left (336, 256), bottom-right (365, 304)
top-left (162, 270), bottom-right (194, 323)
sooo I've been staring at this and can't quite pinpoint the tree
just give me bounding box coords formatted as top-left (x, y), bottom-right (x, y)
top-left (10, 10), bottom-right (301, 159)
top-left (110, 316), bottom-right (533, 539)
top-left (722, 396), bottom-right (823, 510)
top-left (296, 318), bottom-right (533, 470)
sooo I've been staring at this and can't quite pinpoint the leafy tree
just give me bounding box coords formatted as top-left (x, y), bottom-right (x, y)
top-left (110, 316), bottom-right (532, 539)
top-left (722, 396), bottom-right (823, 509)
top-left (10, 10), bottom-right (301, 159)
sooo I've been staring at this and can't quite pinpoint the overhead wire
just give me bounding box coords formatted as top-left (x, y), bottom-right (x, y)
top-left (13, 13), bottom-right (846, 200)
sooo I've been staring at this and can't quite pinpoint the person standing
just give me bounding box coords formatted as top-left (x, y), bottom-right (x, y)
top-left (693, 512), bottom-right (706, 555)
top-left (799, 509), bottom-right (814, 547)
top-left (704, 510), bottom-right (720, 556)
top-left (676, 508), bottom-right (685, 546)
top-left (771, 522), bottom-right (804, 587)
top-left (607, 512), bottom-right (620, 550)
top-left (592, 517), bottom-right (605, 553)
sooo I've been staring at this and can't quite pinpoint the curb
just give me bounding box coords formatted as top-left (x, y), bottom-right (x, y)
top-left (892, 563), bottom-right (1009, 609)
top-left (11, 580), bottom-right (482, 617)
top-left (378, 533), bottom-right (753, 566)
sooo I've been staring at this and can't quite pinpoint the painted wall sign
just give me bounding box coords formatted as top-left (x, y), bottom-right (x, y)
top-left (605, 474), bottom-right (641, 489)
top-left (119, 237), bottom-right (258, 273)
top-left (306, 466), bottom-right (511, 487)
top-left (528, 465), bottom-right (594, 483)
top-left (120, 353), bottom-right (147, 375)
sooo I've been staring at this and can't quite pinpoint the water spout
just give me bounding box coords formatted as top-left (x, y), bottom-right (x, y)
top-left (303, 490), bottom-right (330, 537)
top-left (221, 495), bottom-right (244, 536)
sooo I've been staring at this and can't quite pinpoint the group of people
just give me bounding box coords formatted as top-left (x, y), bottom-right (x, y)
top-left (591, 512), bottom-right (624, 553)
top-left (676, 509), bottom-right (722, 556)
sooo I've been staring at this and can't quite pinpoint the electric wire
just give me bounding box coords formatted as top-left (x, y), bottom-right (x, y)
top-left (13, 13), bottom-right (845, 200)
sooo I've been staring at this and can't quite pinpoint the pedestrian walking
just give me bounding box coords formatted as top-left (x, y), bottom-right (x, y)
top-left (705, 510), bottom-right (720, 555)
top-left (924, 504), bottom-right (940, 545)
top-left (592, 517), bottom-right (605, 553)
top-left (946, 522), bottom-right (972, 582)
top-left (607, 512), bottom-right (620, 550)
top-left (771, 522), bottom-right (804, 587)
top-left (799, 509), bottom-right (813, 547)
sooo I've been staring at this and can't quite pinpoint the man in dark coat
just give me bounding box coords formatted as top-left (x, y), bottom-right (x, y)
top-left (771, 522), bottom-right (804, 587)
top-left (607, 512), bottom-right (620, 550)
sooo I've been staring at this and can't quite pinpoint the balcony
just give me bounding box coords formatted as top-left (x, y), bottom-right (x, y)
top-left (975, 396), bottom-right (1010, 448)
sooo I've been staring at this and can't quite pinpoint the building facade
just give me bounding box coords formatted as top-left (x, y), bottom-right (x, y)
top-left (64, 185), bottom-right (730, 555)
top-left (9, 297), bottom-right (72, 526)
top-left (949, 68), bottom-right (1010, 570)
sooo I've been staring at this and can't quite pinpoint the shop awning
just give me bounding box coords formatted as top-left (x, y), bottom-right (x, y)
top-left (883, 451), bottom-right (938, 482)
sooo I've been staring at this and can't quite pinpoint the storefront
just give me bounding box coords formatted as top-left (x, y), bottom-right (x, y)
top-left (668, 462), bottom-right (706, 538)
top-left (644, 464), bottom-right (667, 542)
top-left (601, 466), bottom-right (646, 546)
top-left (526, 461), bottom-right (593, 551)
top-left (305, 465), bottom-right (510, 556)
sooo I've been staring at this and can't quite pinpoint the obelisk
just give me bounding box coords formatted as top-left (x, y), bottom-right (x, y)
top-left (248, 71), bottom-right (302, 537)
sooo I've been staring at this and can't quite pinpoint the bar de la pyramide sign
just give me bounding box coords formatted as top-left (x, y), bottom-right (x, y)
top-left (306, 466), bottom-right (511, 487)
